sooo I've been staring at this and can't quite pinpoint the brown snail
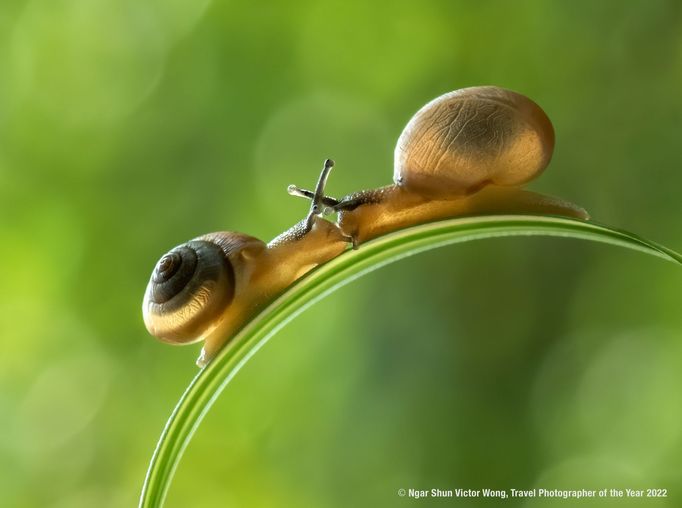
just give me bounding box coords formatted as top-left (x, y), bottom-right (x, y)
top-left (144, 86), bottom-right (588, 367)
top-left (289, 86), bottom-right (588, 245)
top-left (142, 160), bottom-right (348, 366)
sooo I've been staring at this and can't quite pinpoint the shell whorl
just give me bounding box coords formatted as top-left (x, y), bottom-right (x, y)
top-left (143, 239), bottom-right (236, 344)
top-left (394, 86), bottom-right (555, 198)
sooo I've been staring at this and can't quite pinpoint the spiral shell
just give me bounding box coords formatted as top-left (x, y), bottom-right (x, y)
top-left (142, 231), bottom-right (265, 344)
top-left (394, 86), bottom-right (555, 198)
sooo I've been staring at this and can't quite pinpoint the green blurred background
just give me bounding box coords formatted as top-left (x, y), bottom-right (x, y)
top-left (1, 1), bottom-right (682, 506)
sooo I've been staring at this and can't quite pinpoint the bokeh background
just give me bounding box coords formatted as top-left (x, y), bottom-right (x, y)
top-left (1, 1), bottom-right (682, 506)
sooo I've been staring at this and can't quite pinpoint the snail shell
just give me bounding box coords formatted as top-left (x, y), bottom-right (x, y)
top-left (394, 86), bottom-right (555, 198)
top-left (142, 232), bottom-right (265, 344)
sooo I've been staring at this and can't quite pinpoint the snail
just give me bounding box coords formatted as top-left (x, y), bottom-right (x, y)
top-left (143, 86), bottom-right (588, 367)
top-left (288, 86), bottom-right (588, 245)
top-left (142, 160), bottom-right (349, 367)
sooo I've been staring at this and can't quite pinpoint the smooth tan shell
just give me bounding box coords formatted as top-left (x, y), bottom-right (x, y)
top-left (394, 86), bottom-right (555, 198)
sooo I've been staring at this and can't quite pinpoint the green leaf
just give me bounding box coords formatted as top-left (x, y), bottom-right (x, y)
top-left (138, 215), bottom-right (681, 507)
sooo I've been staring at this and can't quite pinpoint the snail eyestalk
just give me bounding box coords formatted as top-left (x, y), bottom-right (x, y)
top-left (305, 158), bottom-right (336, 231)
top-left (287, 185), bottom-right (340, 210)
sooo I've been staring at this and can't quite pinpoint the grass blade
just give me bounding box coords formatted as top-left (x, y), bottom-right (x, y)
top-left (139, 215), bottom-right (682, 507)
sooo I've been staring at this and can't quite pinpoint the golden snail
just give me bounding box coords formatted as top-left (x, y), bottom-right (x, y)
top-left (289, 86), bottom-right (588, 245)
top-left (142, 160), bottom-right (348, 366)
top-left (143, 86), bottom-right (588, 367)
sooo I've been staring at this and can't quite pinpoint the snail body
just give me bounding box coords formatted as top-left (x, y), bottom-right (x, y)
top-left (335, 184), bottom-right (588, 245)
top-left (290, 86), bottom-right (587, 245)
top-left (143, 210), bottom-right (347, 367)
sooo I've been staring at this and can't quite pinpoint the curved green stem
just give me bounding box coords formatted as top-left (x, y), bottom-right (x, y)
top-left (139, 215), bottom-right (682, 508)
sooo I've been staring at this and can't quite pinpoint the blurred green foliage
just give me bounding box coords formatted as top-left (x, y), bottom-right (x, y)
top-left (0, 0), bottom-right (681, 507)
